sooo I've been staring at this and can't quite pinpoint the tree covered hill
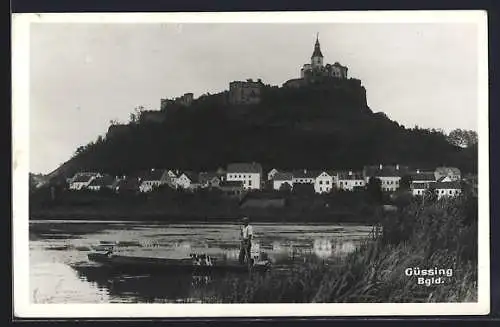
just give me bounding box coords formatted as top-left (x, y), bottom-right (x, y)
top-left (48, 78), bottom-right (477, 179)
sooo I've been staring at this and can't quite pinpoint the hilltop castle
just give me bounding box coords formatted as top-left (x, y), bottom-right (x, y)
top-left (284, 34), bottom-right (349, 88)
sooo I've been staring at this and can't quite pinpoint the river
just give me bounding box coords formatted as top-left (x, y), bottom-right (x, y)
top-left (29, 220), bottom-right (373, 303)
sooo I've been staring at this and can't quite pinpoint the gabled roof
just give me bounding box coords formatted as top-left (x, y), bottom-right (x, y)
top-left (292, 169), bottom-right (318, 179)
top-left (227, 162), bottom-right (263, 174)
top-left (411, 182), bottom-right (429, 190)
top-left (89, 174), bottom-right (115, 186)
top-left (273, 172), bottom-right (294, 181)
top-left (316, 171), bottom-right (333, 178)
top-left (364, 165), bottom-right (410, 178)
top-left (72, 175), bottom-right (94, 183)
top-left (267, 168), bottom-right (279, 175)
top-left (437, 176), bottom-right (454, 182)
top-left (435, 167), bottom-right (461, 175)
top-left (180, 171), bottom-right (199, 183)
top-left (140, 169), bottom-right (166, 181)
top-left (338, 171), bottom-right (364, 180)
top-left (434, 181), bottom-right (462, 189)
top-left (115, 177), bottom-right (140, 190)
top-left (411, 172), bottom-right (436, 181)
top-left (198, 172), bottom-right (220, 184)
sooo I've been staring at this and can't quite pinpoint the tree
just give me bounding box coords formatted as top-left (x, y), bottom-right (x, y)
top-left (423, 185), bottom-right (438, 204)
top-left (366, 177), bottom-right (383, 204)
top-left (446, 129), bottom-right (478, 148)
top-left (129, 106), bottom-right (145, 124)
top-left (400, 175), bottom-right (412, 191)
top-left (279, 182), bottom-right (292, 193)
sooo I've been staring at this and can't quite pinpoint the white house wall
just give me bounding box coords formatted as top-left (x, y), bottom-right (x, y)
top-left (226, 173), bottom-right (261, 190)
top-left (314, 173), bottom-right (333, 193)
top-left (436, 188), bottom-right (462, 199)
top-left (379, 177), bottom-right (401, 192)
top-left (337, 179), bottom-right (365, 191)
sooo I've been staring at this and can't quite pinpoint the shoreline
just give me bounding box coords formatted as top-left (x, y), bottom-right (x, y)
top-left (29, 208), bottom-right (375, 224)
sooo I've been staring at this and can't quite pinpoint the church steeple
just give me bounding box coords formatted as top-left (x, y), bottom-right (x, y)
top-left (311, 33), bottom-right (323, 59)
top-left (311, 33), bottom-right (324, 68)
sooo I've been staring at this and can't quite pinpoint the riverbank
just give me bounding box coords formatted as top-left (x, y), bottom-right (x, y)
top-left (29, 207), bottom-right (369, 224)
top-left (30, 188), bottom-right (380, 223)
top-left (203, 195), bottom-right (478, 303)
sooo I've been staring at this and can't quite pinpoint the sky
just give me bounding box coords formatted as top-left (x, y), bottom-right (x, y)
top-left (28, 21), bottom-right (480, 174)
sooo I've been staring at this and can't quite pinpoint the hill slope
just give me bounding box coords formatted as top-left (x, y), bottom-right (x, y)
top-left (49, 78), bottom-right (476, 178)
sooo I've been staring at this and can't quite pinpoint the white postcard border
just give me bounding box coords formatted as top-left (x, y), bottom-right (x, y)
top-left (12, 11), bottom-right (490, 317)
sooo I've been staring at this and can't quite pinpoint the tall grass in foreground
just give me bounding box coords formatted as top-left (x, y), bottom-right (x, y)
top-left (205, 195), bottom-right (478, 303)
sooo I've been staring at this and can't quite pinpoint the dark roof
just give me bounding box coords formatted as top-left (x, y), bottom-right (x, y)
top-left (434, 181), bottom-right (462, 189)
top-left (273, 172), bottom-right (294, 181)
top-left (292, 169), bottom-right (318, 179)
top-left (435, 167), bottom-right (461, 175)
top-left (88, 175), bottom-right (115, 187)
top-left (338, 171), bottom-right (364, 180)
top-left (140, 169), bottom-right (166, 181)
top-left (411, 172), bottom-right (435, 181)
top-left (227, 163), bottom-right (262, 174)
top-left (198, 172), bottom-right (220, 183)
top-left (116, 177), bottom-right (140, 190)
top-left (411, 182), bottom-right (429, 190)
top-left (364, 165), bottom-right (410, 178)
top-left (311, 37), bottom-right (323, 58)
top-left (180, 171), bottom-right (199, 183)
top-left (219, 181), bottom-right (244, 188)
top-left (72, 175), bottom-right (94, 183)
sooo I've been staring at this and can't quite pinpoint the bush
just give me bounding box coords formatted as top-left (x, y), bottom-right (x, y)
top-left (204, 195), bottom-right (477, 303)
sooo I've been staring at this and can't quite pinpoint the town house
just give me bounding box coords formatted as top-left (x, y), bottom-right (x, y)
top-left (198, 172), bottom-right (222, 189)
top-left (292, 169), bottom-right (317, 184)
top-left (176, 171), bottom-right (201, 190)
top-left (364, 164), bottom-right (409, 192)
top-left (336, 171), bottom-right (366, 191)
top-left (434, 181), bottom-right (462, 199)
top-left (267, 168), bottom-right (279, 181)
top-left (434, 167), bottom-right (461, 182)
top-left (226, 162), bottom-right (263, 190)
top-left (314, 171), bottom-right (334, 194)
top-left (410, 170), bottom-right (436, 193)
top-left (87, 174), bottom-right (116, 191)
top-left (138, 169), bottom-right (171, 193)
top-left (69, 172), bottom-right (102, 190)
top-left (272, 172), bottom-right (294, 191)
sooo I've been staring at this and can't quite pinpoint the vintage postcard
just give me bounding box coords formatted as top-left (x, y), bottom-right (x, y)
top-left (12, 11), bottom-right (489, 317)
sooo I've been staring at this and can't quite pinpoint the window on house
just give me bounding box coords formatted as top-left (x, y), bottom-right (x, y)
top-left (319, 181), bottom-right (323, 185)
top-left (326, 181), bottom-right (330, 185)
top-left (249, 180), bottom-right (252, 186)
top-left (449, 190), bottom-right (452, 195)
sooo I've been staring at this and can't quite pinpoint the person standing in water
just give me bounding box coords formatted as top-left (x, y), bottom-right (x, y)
top-left (239, 217), bottom-right (253, 265)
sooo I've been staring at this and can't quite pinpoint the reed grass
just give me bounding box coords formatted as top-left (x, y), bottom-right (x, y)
top-left (204, 195), bottom-right (478, 303)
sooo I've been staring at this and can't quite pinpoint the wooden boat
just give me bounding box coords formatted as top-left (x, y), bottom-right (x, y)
top-left (87, 252), bottom-right (272, 274)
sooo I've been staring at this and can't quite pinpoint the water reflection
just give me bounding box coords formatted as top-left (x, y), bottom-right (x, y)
top-left (30, 221), bottom-right (372, 303)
